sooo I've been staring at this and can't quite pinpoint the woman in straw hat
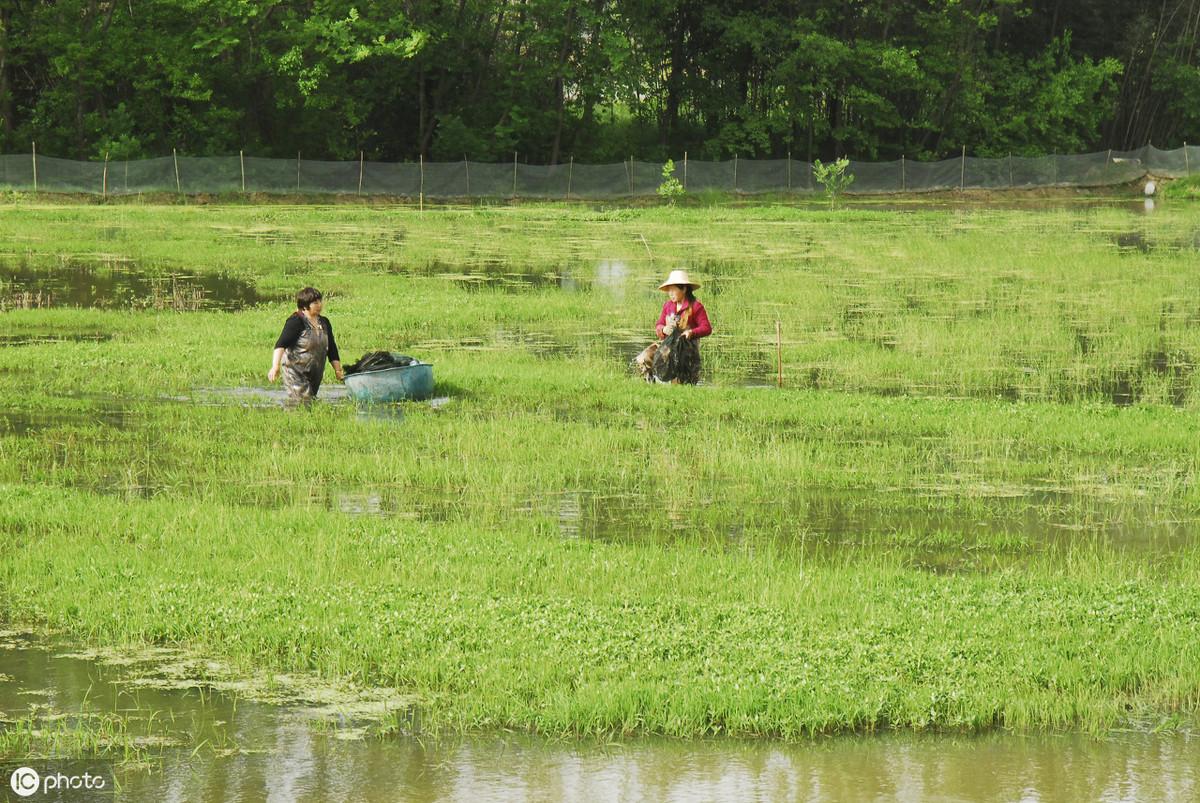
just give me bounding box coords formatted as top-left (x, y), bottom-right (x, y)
top-left (634, 269), bottom-right (712, 384)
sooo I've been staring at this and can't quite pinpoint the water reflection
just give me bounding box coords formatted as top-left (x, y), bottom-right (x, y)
top-left (1, 631), bottom-right (1196, 803)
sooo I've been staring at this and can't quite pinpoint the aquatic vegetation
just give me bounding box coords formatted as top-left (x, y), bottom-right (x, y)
top-left (1, 200), bottom-right (1200, 739)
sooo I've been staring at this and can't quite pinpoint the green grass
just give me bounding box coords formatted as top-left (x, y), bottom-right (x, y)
top-left (1, 201), bottom-right (1200, 738)
top-left (1161, 174), bottom-right (1200, 200)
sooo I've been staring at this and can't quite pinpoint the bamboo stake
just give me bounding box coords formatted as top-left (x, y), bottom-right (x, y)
top-left (1185, 142), bottom-right (1191, 175)
top-left (358, 151), bottom-right (364, 195)
top-left (239, 150), bottom-right (245, 193)
top-left (786, 150), bottom-right (791, 192)
top-left (630, 155), bottom-right (635, 194)
top-left (464, 155), bottom-right (470, 197)
top-left (683, 151), bottom-right (688, 190)
top-left (776, 320), bottom-right (783, 388)
top-left (733, 153), bottom-right (738, 193)
top-left (1008, 153), bottom-right (1014, 188)
top-left (31, 142), bottom-right (37, 193)
top-left (566, 156), bottom-right (573, 200)
top-left (102, 151), bottom-right (109, 198)
top-left (173, 148), bottom-right (181, 193)
top-left (624, 158), bottom-right (631, 195)
top-left (901, 154), bottom-right (906, 192)
top-left (960, 145), bottom-right (966, 190)
top-left (512, 151), bottom-right (518, 198)
top-left (296, 151), bottom-right (301, 192)
top-left (419, 153), bottom-right (424, 211)
top-left (123, 158), bottom-right (128, 193)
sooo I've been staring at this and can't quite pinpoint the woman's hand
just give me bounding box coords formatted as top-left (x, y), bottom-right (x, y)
top-left (267, 366), bottom-right (279, 382)
top-left (682, 329), bottom-right (692, 339)
top-left (333, 361), bottom-right (345, 382)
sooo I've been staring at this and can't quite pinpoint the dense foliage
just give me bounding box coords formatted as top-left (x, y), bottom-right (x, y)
top-left (0, 0), bottom-right (1198, 162)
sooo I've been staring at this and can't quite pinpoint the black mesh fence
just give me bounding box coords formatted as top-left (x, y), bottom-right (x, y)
top-left (4, 145), bottom-right (1194, 198)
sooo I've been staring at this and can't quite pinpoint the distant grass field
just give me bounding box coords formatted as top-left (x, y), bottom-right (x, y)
top-left (1, 199), bottom-right (1199, 737)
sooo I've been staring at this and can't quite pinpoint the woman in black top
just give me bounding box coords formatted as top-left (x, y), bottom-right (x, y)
top-left (268, 287), bottom-right (343, 404)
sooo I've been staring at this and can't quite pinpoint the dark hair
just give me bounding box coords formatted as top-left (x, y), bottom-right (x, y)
top-left (296, 287), bottom-right (322, 310)
top-left (682, 285), bottom-right (697, 302)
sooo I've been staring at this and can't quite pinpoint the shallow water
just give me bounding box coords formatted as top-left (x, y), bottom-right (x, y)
top-left (0, 260), bottom-right (264, 311)
top-left (0, 632), bottom-right (1196, 802)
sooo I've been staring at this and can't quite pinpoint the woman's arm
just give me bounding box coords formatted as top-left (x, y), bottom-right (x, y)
top-left (268, 347), bottom-right (286, 382)
top-left (686, 302), bottom-right (712, 338)
top-left (269, 316), bottom-right (304, 381)
top-left (323, 317), bottom-right (344, 380)
top-left (655, 304), bottom-right (669, 338)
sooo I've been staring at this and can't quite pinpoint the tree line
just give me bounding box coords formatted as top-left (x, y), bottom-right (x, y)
top-left (1, 0), bottom-right (1198, 163)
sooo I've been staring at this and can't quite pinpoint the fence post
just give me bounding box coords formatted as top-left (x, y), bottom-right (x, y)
top-left (776, 320), bottom-right (783, 388)
top-left (733, 153), bottom-right (738, 194)
top-left (566, 156), bottom-right (573, 200)
top-left (419, 153), bottom-right (425, 211)
top-left (786, 150), bottom-right (791, 192)
top-left (512, 151), bottom-right (518, 198)
top-left (683, 151), bottom-right (688, 190)
top-left (358, 151), bottom-right (364, 195)
top-left (239, 150), bottom-right (245, 193)
top-left (901, 154), bottom-right (906, 192)
top-left (102, 151), bottom-right (109, 199)
top-left (31, 141), bottom-right (36, 193)
top-left (960, 145), bottom-right (966, 191)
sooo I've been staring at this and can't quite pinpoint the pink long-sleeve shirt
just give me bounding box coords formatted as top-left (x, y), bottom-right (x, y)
top-left (655, 299), bottom-right (712, 339)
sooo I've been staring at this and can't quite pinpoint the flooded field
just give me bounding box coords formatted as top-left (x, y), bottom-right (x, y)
top-left (3, 200), bottom-right (1200, 798)
top-left (0, 258), bottom-right (265, 311)
top-left (1, 631), bottom-right (1196, 802)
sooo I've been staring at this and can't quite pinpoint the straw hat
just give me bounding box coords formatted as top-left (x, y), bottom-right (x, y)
top-left (658, 269), bottom-right (700, 290)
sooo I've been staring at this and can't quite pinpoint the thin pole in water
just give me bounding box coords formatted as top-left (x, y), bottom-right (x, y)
top-left (1008, 153), bottom-right (1014, 188)
top-left (566, 156), bottom-right (573, 200)
top-left (624, 157), bottom-right (631, 196)
top-left (239, 150), bottom-right (246, 193)
top-left (630, 155), bottom-right (635, 195)
top-left (683, 151), bottom-right (688, 191)
top-left (296, 151), bottom-right (301, 192)
top-left (1185, 142), bottom-right (1191, 175)
top-left (102, 151), bottom-right (109, 198)
top-left (358, 151), bottom-right (364, 195)
top-left (901, 154), bottom-right (906, 192)
top-left (1052, 150), bottom-right (1057, 185)
top-left (733, 153), bottom-right (738, 194)
top-left (464, 155), bottom-right (470, 197)
top-left (960, 145), bottom-right (966, 191)
top-left (786, 150), bottom-right (791, 192)
top-left (512, 151), bottom-right (518, 198)
top-left (31, 141), bottom-right (37, 193)
top-left (173, 148), bottom-right (181, 193)
top-left (419, 153), bottom-right (425, 211)
top-left (776, 320), bottom-right (783, 388)
top-left (124, 156), bottom-right (128, 193)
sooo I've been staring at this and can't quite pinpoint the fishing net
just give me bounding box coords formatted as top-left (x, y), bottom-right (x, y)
top-left (343, 351), bottom-right (416, 375)
top-left (651, 329), bottom-right (701, 384)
